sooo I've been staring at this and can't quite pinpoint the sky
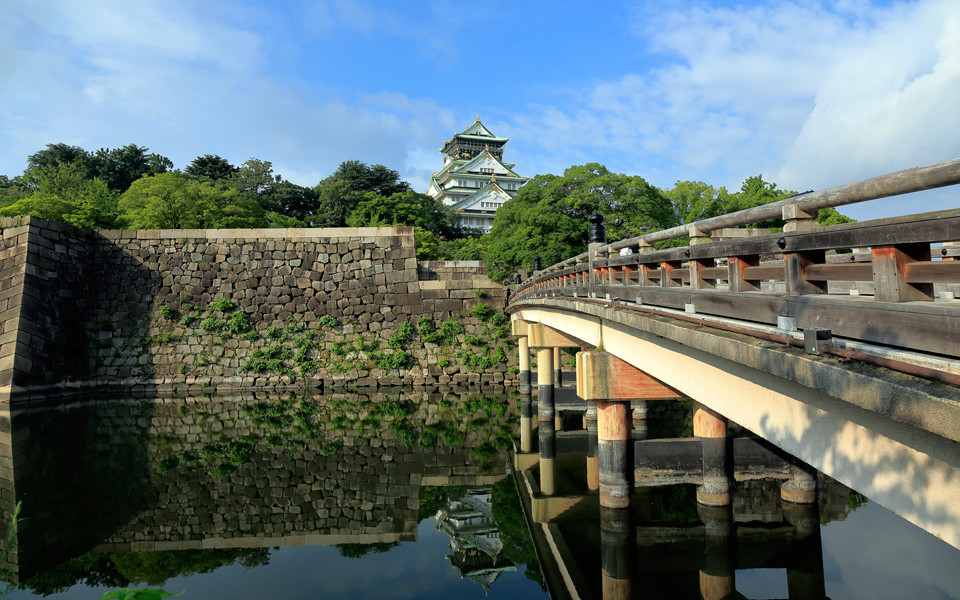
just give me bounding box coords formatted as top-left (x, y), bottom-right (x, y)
top-left (1, 0), bottom-right (959, 221)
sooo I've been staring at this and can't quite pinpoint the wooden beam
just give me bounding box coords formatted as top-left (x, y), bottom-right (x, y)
top-left (527, 323), bottom-right (585, 348)
top-left (577, 350), bottom-right (683, 400)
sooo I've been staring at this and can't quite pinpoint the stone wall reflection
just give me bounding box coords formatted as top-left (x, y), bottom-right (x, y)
top-left (0, 389), bottom-right (516, 581)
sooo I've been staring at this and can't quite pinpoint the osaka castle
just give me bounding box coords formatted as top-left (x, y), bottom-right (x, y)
top-left (426, 116), bottom-right (528, 233)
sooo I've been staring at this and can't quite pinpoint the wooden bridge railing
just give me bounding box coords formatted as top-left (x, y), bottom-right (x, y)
top-left (510, 159), bottom-right (960, 363)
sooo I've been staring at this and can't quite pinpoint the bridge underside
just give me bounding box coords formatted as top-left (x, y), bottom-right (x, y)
top-left (510, 298), bottom-right (960, 549)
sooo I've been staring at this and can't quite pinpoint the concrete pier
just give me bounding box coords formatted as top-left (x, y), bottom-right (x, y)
top-left (694, 401), bottom-right (732, 506)
top-left (518, 336), bottom-right (531, 393)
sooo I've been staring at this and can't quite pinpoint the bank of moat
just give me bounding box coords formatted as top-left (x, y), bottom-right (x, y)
top-left (0, 217), bottom-right (518, 401)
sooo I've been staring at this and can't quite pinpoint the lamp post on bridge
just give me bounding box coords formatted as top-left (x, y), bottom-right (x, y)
top-left (588, 213), bottom-right (605, 298)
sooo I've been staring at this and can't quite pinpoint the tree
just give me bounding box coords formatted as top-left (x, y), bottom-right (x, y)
top-left (119, 173), bottom-right (265, 229)
top-left (483, 164), bottom-right (677, 282)
top-left (27, 143), bottom-right (95, 178)
top-left (232, 158), bottom-right (276, 194)
top-left (345, 190), bottom-right (459, 238)
top-left (0, 162), bottom-right (120, 228)
top-left (92, 144), bottom-right (172, 193)
top-left (314, 160), bottom-right (413, 227)
top-left (661, 180), bottom-right (730, 225)
top-left (185, 154), bottom-right (237, 181)
top-left (259, 180), bottom-right (319, 223)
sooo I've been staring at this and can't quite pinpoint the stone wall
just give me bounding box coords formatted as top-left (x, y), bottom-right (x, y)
top-left (0, 218), bottom-right (517, 401)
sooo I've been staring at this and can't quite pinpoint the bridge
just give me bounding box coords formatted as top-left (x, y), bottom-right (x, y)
top-left (506, 158), bottom-right (960, 549)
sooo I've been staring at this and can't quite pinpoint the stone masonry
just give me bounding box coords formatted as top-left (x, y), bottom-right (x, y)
top-left (0, 217), bottom-right (517, 401)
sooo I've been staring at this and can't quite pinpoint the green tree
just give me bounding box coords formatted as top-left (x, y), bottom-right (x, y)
top-left (27, 143), bottom-right (96, 179)
top-left (260, 180), bottom-right (319, 223)
top-left (483, 164), bottom-right (676, 282)
top-left (231, 158), bottom-right (276, 194)
top-left (185, 154), bottom-right (237, 181)
top-left (119, 173), bottom-right (265, 229)
top-left (345, 190), bottom-right (459, 237)
top-left (314, 160), bottom-right (412, 227)
top-left (662, 180), bottom-right (730, 224)
top-left (92, 144), bottom-right (172, 193)
top-left (0, 162), bottom-right (121, 228)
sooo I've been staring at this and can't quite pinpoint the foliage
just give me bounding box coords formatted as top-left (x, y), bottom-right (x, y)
top-left (490, 478), bottom-right (544, 587)
top-left (421, 319), bottom-right (462, 345)
top-left (387, 321), bottom-right (414, 349)
top-left (484, 164), bottom-right (677, 282)
top-left (185, 154), bottom-right (236, 181)
top-left (157, 304), bottom-right (176, 320)
top-left (211, 298), bottom-right (233, 312)
top-left (468, 303), bottom-right (493, 321)
top-left (119, 173), bottom-right (266, 229)
top-left (317, 315), bottom-right (338, 328)
top-left (345, 190), bottom-right (461, 239)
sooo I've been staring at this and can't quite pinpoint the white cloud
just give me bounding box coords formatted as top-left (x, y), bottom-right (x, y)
top-left (499, 0), bottom-right (960, 219)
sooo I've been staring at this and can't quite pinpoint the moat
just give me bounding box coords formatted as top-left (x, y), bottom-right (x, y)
top-left (1, 387), bottom-right (958, 599)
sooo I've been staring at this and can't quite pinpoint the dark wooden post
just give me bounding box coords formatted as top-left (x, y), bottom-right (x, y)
top-left (727, 255), bottom-right (760, 292)
top-left (872, 243), bottom-right (933, 302)
top-left (784, 249), bottom-right (827, 295)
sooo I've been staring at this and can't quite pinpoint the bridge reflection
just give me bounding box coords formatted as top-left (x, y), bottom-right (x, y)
top-left (514, 388), bottom-right (855, 600)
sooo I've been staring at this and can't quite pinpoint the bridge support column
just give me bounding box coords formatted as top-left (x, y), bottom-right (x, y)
top-left (538, 419), bottom-right (556, 496)
top-left (519, 397), bottom-right (533, 453)
top-left (537, 348), bottom-right (554, 421)
top-left (600, 506), bottom-right (633, 600)
top-left (527, 323), bottom-right (583, 422)
top-left (632, 400), bottom-right (649, 440)
top-left (553, 347), bottom-right (563, 388)
top-left (694, 402), bottom-right (732, 506)
top-left (784, 500), bottom-right (826, 599)
top-left (578, 350), bottom-right (681, 509)
top-left (781, 463), bottom-right (819, 504)
top-left (699, 504), bottom-right (736, 600)
top-left (518, 336), bottom-right (531, 393)
top-left (585, 401), bottom-right (599, 491)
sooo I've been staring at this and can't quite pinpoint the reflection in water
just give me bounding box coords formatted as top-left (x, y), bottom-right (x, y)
top-left (513, 392), bottom-right (960, 600)
top-left (434, 487), bottom-right (516, 592)
top-left (0, 388), bottom-right (547, 599)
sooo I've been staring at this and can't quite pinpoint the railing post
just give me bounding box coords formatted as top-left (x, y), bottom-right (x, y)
top-left (784, 245), bottom-right (827, 296)
top-left (588, 213), bottom-right (606, 298)
top-left (872, 243), bottom-right (933, 302)
top-left (727, 255), bottom-right (759, 292)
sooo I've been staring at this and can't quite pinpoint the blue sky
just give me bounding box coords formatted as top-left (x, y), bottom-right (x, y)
top-left (2, 0), bottom-right (958, 220)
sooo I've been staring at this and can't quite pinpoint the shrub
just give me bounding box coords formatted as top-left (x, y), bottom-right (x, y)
top-left (317, 315), bottom-right (338, 328)
top-left (469, 303), bottom-right (493, 321)
top-left (179, 314), bottom-right (198, 327)
top-left (377, 350), bottom-right (411, 370)
top-left (157, 304), bottom-right (176, 320)
top-left (200, 317), bottom-right (225, 332)
top-left (388, 321), bottom-right (415, 349)
top-left (225, 310), bottom-right (251, 335)
top-left (212, 298), bottom-right (233, 312)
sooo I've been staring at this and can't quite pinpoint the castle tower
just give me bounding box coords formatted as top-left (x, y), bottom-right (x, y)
top-left (426, 116), bottom-right (528, 233)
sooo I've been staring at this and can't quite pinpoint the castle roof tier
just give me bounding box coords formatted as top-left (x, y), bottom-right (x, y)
top-left (441, 116), bottom-right (509, 161)
top-left (427, 116), bottom-right (528, 233)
